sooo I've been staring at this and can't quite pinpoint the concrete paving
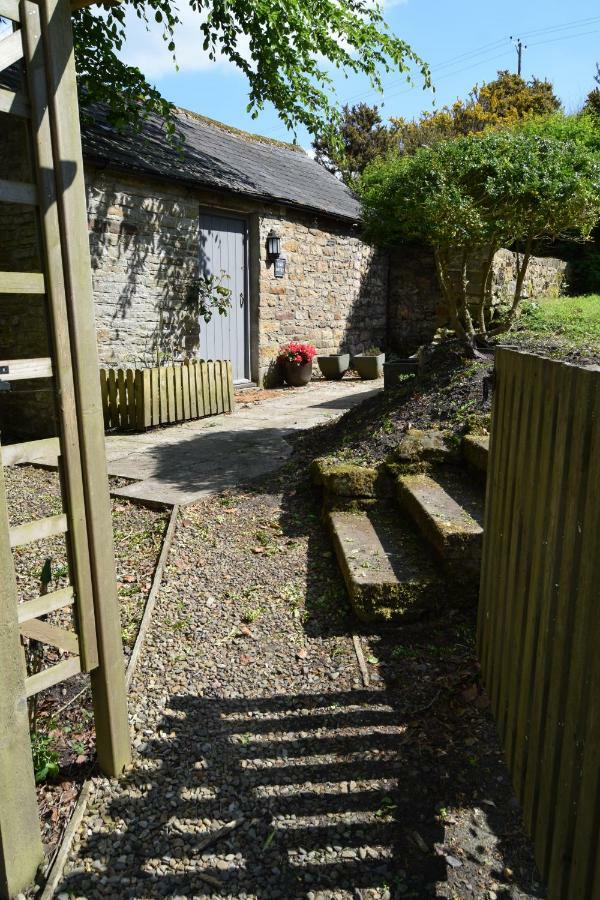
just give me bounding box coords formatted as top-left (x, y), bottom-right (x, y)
top-left (105, 379), bottom-right (381, 505)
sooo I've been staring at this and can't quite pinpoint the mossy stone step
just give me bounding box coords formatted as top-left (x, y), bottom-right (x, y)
top-left (462, 434), bottom-right (489, 475)
top-left (327, 508), bottom-right (444, 623)
top-left (396, 469), bottom-right (484, 577)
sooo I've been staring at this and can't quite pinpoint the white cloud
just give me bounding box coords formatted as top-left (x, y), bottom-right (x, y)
top-left (118, 5), bottom-right (249, 80)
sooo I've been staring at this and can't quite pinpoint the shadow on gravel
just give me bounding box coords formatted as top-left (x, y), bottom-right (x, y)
top-left (231, 471), bottom-right (545, 898)
top-left (59, 690), bottom-right (445, 898)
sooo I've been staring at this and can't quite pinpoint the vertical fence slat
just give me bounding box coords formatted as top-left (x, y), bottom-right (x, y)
top-left (483, 355), bottom-right (521, 714)
top-left (159, 366), bottom-right (167, 426)
top-left (227, 361), bottom-right (234, 412)
top-left (214, 360), bottom-right (224, 413)
top-left (200, 360), bottom-right (210, 416)
top-left (478, 349), bottom-right (600, 900)
top-left (478, 352), bottom-right (514, 675)
top-left (174, 362), bottom-right (183, 421)
top-left (167, 364), bottom-right (176, 423)
top-left (117, 368), bottom-right (127, 429)
top-left (150, 366), bottom-right (159, 427)
top-left (182, 360), bottom-right (191, 420)
top-left (107, 368), bottom-right (118, 429)
top-left (100, 369), bottom-right (109, 430)
top-left (126, 368), bottom-right (134, 429)
top-left (188, 360), bottom-right (198, 419)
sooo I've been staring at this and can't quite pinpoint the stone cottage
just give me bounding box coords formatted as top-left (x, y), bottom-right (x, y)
top-left (82, 106), bottom-right (388, 386)
top-left (0, 90), bottom-right (568, 438)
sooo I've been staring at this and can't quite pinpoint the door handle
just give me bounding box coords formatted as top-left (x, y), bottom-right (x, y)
top-left (239, 292), bottom-right (245, 307)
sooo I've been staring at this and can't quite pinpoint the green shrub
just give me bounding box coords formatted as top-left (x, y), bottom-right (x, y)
top-left (31, 732), bottom-right (60, 783)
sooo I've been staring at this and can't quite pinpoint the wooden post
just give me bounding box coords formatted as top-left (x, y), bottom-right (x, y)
top-left (21, 0), bottom-right (98, 673)
top-left (39, 0), bottom-right (130, 775)
top-left (0, 455), bottom-right (44, 897)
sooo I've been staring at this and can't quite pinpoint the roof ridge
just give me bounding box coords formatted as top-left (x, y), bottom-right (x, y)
top-left (175, 107), bottom-right (305, 154)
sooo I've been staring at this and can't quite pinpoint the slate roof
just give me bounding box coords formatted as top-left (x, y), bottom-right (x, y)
top-left (82, 106), bottom-right (362, 223)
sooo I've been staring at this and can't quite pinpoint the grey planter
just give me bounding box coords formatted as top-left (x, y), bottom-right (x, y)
top-left (383, 358), bottom-right (419, 390)
top-left (352, 352), bottom-right (385, 380)
top-left (317, 353), bottom-right (350, 380)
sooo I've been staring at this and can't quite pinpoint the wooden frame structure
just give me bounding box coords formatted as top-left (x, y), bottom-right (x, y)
top-left (0, 0), bottom-right (130, 894)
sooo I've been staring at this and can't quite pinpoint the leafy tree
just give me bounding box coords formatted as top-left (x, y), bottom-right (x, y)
top-left (313, 103), bottom-right (397, 183)
top-left (516, 110), bottom-right (600, 154)
top-left (584, 64), bottom-right (600, 117)
top-left (358, 130), bottom-right (600, 354)
top-left (313, 70), bottom-right (561, 178)
top-left (391, 70), bottom-right (561, 154)
top-left (73, 1), bottom-right (429, 143)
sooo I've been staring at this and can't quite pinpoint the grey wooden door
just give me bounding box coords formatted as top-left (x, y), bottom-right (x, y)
top-left (199, 212), bottom-right (250, 383)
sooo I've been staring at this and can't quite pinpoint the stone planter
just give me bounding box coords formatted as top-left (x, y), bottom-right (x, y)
top-left (283, 360), bottom-right (313, 387)
top-left (383, 358), bottom-right (418, 391)
top-left (352, 352), bottom-right (385, 380)
top-left (317, 353), bottom-right (350, 380)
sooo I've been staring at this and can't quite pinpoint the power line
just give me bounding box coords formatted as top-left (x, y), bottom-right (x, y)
top-left (342, 13), bottom-right (600, 108)
top-left (527, 28), bottom-right (600, 49)
top-left (269, 14), bottom-right (600, 140)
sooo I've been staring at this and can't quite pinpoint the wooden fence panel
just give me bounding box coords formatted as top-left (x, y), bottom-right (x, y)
top-left (99, 361), bottom-right (234, 432)
top-left (478, 349), bottom-right (600, 900)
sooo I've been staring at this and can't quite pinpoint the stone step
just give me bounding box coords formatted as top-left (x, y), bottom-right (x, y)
top-left (327, 508), bottom-right (444, 623)
top-left (395, 468), bottom-right (484, 577)
top-left (462, 434), bottom-right (489, 476)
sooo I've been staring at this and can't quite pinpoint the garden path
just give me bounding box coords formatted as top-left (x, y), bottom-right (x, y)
top-left (105, 379), bottom-right (381, 506)
top-left (53, 378), bottom-right (542, 900)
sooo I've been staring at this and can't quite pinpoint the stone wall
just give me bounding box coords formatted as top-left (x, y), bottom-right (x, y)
top-left (257, 212), bottom-right (387, 383)
top-left (85, 169), bottom-right (388, 383)
top-left (388, 244), bottom-right (569, 354)
top-left (87, 169), bottom-right (206, 367)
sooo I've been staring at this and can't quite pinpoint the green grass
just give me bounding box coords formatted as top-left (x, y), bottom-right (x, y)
top-left (517, 294), bottom-right (600, 347)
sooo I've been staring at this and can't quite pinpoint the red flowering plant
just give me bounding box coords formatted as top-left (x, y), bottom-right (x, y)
top-left (277, 341), bottom-right (317, 367)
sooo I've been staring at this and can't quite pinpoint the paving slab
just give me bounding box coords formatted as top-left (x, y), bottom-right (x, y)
top-left (106, 379), bottom-right (381, 505)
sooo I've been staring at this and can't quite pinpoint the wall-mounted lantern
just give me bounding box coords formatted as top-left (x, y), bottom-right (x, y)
top-left (266, 229), bottom-right (281, 260)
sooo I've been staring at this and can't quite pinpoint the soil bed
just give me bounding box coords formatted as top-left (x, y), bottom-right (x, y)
top-left (4, 464), bottom-right (169, 871)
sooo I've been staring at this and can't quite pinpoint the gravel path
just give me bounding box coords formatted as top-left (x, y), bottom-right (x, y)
top-left (4, 465), bottom-right (169, 865)
top-left (56, 465), bottom-right (543, 900)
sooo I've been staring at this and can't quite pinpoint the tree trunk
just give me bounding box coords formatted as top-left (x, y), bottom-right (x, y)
top-left (487, 238), bottom-right (533, 337)
top-left (434, 247), bottom-right (477, 356)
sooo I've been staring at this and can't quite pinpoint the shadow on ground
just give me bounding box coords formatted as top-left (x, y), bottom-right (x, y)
top-left (60, 690), bottom-right (446, 898)
top-left (61, 394), bottom-right (544, 899)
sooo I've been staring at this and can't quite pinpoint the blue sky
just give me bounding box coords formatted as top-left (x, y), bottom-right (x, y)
top-left (120, 0), bottom-right (600, 149)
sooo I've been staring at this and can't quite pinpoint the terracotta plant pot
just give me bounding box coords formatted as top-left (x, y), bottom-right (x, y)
top-left (352, 352), bottom-right (385, 380)
top-left (317, 353), bottom-right (350, 380)
top-left (283, 360), bottom-right (313, 387)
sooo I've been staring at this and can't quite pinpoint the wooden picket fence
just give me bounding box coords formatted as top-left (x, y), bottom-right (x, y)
top-left (478, 349), bottom-right (600, 900)
top-left (100, 359), bottom-right (234, 431)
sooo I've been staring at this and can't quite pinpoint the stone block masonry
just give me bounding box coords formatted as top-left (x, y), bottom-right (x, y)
top-left (257, 212), bottom-right (388, 383)
top-left (85, 169), bottom-right (389, 383)
top-left (388, 243), bottom-right (569, 355)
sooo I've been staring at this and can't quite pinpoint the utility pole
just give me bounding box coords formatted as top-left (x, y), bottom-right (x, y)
top-left (510, 36), bottom-right (526, 76)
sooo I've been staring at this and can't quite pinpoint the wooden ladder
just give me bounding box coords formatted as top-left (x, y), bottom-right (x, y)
top-left (0, 0), bottom-right (130, 895)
